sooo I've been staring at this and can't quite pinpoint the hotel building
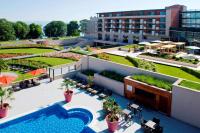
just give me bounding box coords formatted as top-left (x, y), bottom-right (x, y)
top-left (170, 10), bottom-right (200, 48)
top-left (95, 5), bottom-right (186, 45)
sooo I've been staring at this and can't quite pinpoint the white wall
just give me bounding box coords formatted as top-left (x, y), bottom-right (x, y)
top-left (80, 56), bottom-right (178, 83)
top-left (94, 73), bottom-right (124, 96)
top-left (172, 82), bottom-right (200, 128)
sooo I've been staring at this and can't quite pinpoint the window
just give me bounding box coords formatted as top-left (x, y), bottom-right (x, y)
top-left (160, 18), bottom-right (166, 22)
top-left (160, 11), bottom-right (166, 15)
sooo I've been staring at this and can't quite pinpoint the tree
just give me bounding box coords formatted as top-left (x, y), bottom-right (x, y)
top-left (13, 21), bottom-right (29, 39)
top-left (67, 21), bottom-right (80, 36)
top-left (27, 23), bottom-right (43, 39)
top-left (0, 59), bottom-right (8, 74)
top-left (0, 19), bottom-right (16, 41)
top-left (80, 19), bottom-right (88, 34)
top-left (44, 21), bottom-right (67, 37)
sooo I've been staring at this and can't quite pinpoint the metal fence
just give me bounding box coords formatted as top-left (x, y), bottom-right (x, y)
top-left (47, 63), bottom-right (78, 80)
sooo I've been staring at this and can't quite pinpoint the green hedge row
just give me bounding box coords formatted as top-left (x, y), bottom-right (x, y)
top-left (7, 59), bottom-right (49, 69)
top-left (181, 67), bottom-right (200, 79)
top-left (100, 70), bottom-right (125, 82)
top-left (125, 56), bottom-right (156, 72)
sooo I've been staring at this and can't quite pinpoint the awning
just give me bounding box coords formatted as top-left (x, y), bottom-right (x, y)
top-left (185, 46), bottom-right (200, 50)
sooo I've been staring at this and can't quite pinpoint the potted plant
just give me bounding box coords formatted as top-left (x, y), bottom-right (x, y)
top-left (61, 79), bottom-right (75, 103)
top-left (103, 98), bottom-right (121, 132)
top-left (0, 87), bottom-right (14, 118)
top-left (86, 76), bottom-right (94, 88)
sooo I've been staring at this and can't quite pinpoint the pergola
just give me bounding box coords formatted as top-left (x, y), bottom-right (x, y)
top-left (144, 43), bottom-right (163, 50)
top-left (159, 44), bottom-right (177, 53)
top-left (173, 42), bottom-right (186, 52)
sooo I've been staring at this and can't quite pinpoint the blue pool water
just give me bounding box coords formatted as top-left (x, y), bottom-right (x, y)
top-left (0, 104), bottom-right (96, 133)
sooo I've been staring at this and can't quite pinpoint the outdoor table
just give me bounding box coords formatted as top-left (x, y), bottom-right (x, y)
top-left (130, 103), bottom-right (139, 110)
top-left (145, 120), bottom-right (156, 129)
top-left (130, 103), bottom-right (140, 114)
top-left (122, 109), bottom-right (132, 116)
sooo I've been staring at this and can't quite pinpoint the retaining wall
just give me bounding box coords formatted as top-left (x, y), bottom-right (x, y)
top-left (94, 73), bottom-right (124, 96)
top-left (171, 80), bottom-right (200, 128)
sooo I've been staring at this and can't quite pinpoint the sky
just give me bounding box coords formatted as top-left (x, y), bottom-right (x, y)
top-left (0, 0), bottom-right (199, 23)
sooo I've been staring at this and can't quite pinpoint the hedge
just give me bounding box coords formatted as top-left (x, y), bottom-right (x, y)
top-left (181, 67), bottom-right (200, 79)
top-left (100, 70), bottom-right (125, 82)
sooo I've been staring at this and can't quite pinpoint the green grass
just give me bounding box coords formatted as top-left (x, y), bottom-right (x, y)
top-left (97, 53), bottom-right (134, 67)
top-left (95, 53), bottom-right (200, 83)
top-left (132, 75), bottom-right (172, 91)
top-left (27, 57), bottom-right (75, 66)
top-left (155, 63), bottom-right (200, 82)
top-left (0, 48), bottom-right (55, 54)
top-left (179, 80), bottom-right (200, 91)
top-left (121, 44), bottom-right (139, 49)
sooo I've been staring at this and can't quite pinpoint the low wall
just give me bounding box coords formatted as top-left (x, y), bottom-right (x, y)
top-left (171, 80), bottom-right (200, 128)
top-left (94, 73), bottom-right (124, 96)
top-left (80, 56), bottom-right (178, 83)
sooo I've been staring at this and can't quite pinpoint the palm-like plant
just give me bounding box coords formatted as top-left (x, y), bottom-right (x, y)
top-left (61, 79), bottom-right (75, 93)
top-left (103, 98), bottom-right (121, 122)
top-left (87, 76), bottom-right (94, 88)
top-left (0, 87), bottom-right (14, 109)
top-left (0, 59), bottom-right (8, 74)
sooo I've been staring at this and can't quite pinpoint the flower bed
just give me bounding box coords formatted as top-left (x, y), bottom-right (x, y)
top-left (0, 53), bottom-right (31, 58)
top-left (43, 52), bottom-right (83, 61)
top-left (131, 74), bottom-right (172, 91)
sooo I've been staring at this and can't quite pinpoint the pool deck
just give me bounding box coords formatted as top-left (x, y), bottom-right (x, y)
top-left (0, 78), bottom-right (200, 133)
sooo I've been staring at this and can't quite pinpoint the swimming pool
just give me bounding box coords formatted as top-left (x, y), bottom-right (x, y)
top-left (0, 104), bottom-right (96, 133)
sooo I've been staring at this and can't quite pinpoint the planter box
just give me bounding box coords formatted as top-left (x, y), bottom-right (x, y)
top-left (124, 76), bottom-right (172, 115)
top-left (94, 73), bottom-right (124, 96)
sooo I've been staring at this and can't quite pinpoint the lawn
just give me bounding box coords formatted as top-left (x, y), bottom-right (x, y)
top-left (95, 53), bottom-right (200, 82)
top-left (27, 57), bottom-right (75, 66)
top-left (0, 48), bottom-right (56, 54)
top-left (179, 80), bottom-right (200, 91)
top-left (97, 53), bottom-right (134, 67)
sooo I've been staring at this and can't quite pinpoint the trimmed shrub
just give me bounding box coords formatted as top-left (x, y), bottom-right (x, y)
top-left (125, 56), bottom-right (139, 67)
top-left (81, 70), bottom-right (96, 76)
top-left (181, 67), bottom-right (200, 79)
top-left (125, 56), bottom-right (156, 72)
top-left (100, 70), bottom-right (125, 82)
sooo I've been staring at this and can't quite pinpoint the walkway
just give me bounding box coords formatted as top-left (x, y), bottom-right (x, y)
top-left (0, 79), bottom-right (199, 133)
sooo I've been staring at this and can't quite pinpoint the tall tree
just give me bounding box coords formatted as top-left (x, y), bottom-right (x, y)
top-left (80, 19), bottom-right (88, 34)
top-left (0, 19), bottom-right (16, 41)
top-left (44, 21), bottom-right (67, 37)
top-left (14, 21), bottom-right (29, 39)
top-left (67, 21), bottom-right (80, 36)
top-left (27, 23), bottom-right (43, 39)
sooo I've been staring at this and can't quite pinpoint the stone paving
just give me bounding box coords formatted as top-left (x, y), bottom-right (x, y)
top-left (0, 78), bottom-right (200, 133)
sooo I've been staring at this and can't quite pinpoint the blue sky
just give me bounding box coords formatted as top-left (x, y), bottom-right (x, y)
top-left (0, 0), bottom-right (198, 22)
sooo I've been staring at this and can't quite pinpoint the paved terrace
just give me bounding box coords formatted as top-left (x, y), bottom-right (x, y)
top-left (1, 79), bottom-right (200, 133)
